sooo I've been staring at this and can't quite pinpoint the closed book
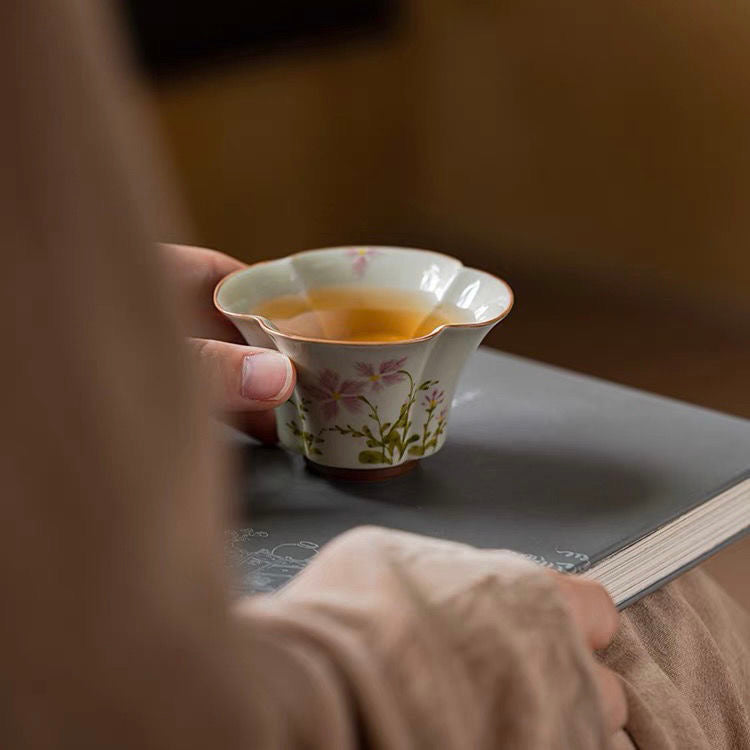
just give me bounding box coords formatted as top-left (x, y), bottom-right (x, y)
top-left (228, 348), bottom-right (750, 608)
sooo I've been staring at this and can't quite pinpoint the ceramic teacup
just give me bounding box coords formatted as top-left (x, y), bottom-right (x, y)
top-left (214, 246), bottom-right (512, 478)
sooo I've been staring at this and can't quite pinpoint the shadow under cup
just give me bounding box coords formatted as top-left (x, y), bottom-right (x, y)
top-left (214, 246), bottom-right (513, 479)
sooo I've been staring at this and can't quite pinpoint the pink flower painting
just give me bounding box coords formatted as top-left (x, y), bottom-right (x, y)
top-left (422, 388), bottom-right (445, 410)
top-left (354, 357), bottom-right (407, 392)
top-left (303, 369), bottom-right (365, 421)
top-left (301, 360), bottom-right (446, 465)
top-left (346, 247), bottom-right (381, 277)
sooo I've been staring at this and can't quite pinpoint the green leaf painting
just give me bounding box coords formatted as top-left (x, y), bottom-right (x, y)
top-left (299, 358), bottom-right (448, 466)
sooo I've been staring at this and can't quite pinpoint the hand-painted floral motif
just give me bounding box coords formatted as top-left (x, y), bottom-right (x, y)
top-left (422, 388), bottom-right (444, 410)
top-left (354, 357), bottom-right (407, 392)
top-left (410, 390), bottom-right (447, 457)
top-left (285, 396), bottom-right (325, 456)
top-left (346, 247), bottom-right (381, 277)
top-left (296, 357), bottom-right (447, 466)
top-left (302, 369), bottom-right (365, 421)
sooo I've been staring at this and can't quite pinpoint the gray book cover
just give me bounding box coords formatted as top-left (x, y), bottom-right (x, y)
top-left (228, 348), bottom-right (750, 606)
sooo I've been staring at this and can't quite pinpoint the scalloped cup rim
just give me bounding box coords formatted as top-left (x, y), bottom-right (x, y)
top-left (213, 245), bottom-right (514, 347)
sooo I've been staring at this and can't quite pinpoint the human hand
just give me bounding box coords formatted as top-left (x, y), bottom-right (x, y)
top-left (554, 573), bottom-right (628, 740)
top-left (161, 243), bottom-right (295, 443)
top-left (275, 527), bottom-right (628, 745)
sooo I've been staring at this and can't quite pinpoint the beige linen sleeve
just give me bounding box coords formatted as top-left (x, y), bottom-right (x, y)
top-left (0, 1), bottom-right (610, 748)
top-left (238, 527), bottom-right (609, 749)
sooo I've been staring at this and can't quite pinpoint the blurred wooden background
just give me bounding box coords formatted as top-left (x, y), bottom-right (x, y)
top-left (144, 0), bottom-right (749, 604)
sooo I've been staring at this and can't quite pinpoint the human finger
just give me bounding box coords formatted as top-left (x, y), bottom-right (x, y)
top-left (161, 243), bottom-right (247, 342)
top-left (594, 662), bottom-right (628, 736)
top-left (554, 574), bottom-right (620, 650)
top-left (189, 338), bottom-right (295, 412)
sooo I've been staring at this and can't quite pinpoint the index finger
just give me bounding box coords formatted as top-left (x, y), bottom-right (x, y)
top-left (161, 243), bottom-right (247, 342)
top-left (554, 574), bottom-right (620, 650)
top-left (161, 243), bottom-right (245, 288)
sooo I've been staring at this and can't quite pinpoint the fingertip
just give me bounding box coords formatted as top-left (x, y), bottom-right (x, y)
top-left (556, 575), bottom-right (619, 650)
top-left (241, 351), bottom-right (296, 407)
top-left (278, 354), bottom-right (296, 401)
top-left (594, 585), bottom-right (620, 648)
top-left (595, 664), bottom-right (628, 735)
top-left (587, 584), bottom-right (619, 650)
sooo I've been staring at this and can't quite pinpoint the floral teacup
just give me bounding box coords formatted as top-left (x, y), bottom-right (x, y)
top-left (214, 246), bottom-right (513, 479)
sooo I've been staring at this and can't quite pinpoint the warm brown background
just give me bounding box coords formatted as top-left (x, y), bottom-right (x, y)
top-left (149, 0), bottom-right (749, 604)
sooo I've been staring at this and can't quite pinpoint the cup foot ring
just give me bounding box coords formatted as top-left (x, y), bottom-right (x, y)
top-left (304, 459), bottom-right (417, 482)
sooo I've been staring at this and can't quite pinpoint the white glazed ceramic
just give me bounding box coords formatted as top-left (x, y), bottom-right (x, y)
top-left (214, 246), bottom-right (513, 477)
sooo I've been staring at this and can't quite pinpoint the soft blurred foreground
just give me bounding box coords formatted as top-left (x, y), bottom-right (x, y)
top-left (124, 0), bottom-right (749, 604)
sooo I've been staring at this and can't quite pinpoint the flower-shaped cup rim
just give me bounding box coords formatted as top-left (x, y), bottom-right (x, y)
top-left (213, 245), bottom-right (514, 347)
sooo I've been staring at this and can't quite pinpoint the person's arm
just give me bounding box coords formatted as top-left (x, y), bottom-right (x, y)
top-left (0, 1), bottom-right (256, 745)
top-left (0, 2), bottom-right (622, 748)
top-left (236, 527), bottom-right (624, 748)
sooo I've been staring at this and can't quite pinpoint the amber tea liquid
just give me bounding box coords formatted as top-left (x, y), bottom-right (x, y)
top-left (251, 286), bottom-right (472, 342)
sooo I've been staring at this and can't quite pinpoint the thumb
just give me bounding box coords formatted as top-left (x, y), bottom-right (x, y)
top-left (189, 338), bottom-right (296, 412)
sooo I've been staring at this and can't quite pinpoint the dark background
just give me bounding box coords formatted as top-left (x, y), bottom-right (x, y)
top-left (120, 0), bottom-right (398, 76)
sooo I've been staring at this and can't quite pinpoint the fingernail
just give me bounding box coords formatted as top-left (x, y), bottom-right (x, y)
top-left (241, 351), bottom-right (293, 402)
